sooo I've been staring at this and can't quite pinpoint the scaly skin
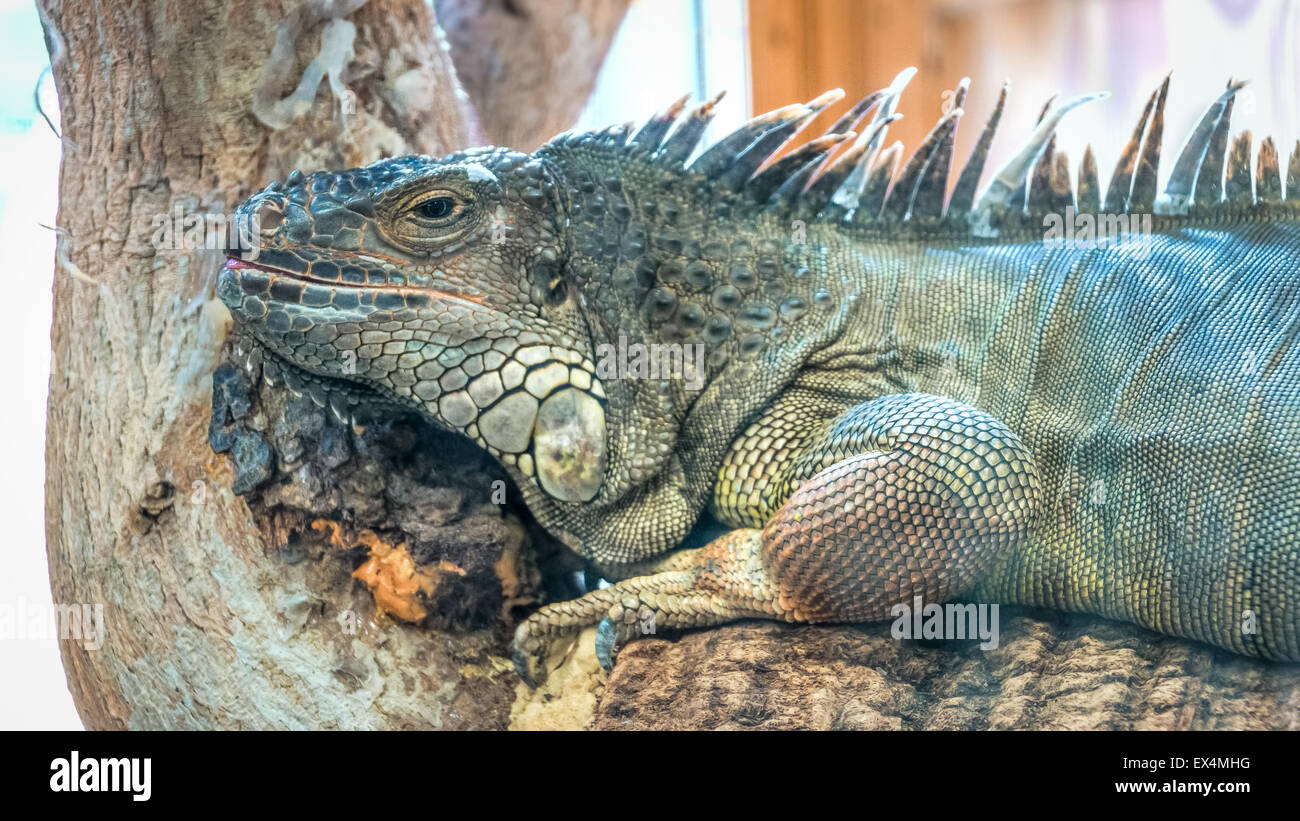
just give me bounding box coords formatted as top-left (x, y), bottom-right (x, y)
top-left (218, 74), bottom-right (1300, 683)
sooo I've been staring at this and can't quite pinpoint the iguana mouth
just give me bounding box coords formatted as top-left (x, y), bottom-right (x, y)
top-left (222, 254), bottom-right (488, 307)
top-left (222, 253), bottom-right (609, 503)
top-left (223, 255), bottom-right (286, 276)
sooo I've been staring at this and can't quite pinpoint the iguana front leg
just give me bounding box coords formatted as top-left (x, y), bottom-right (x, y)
top-left (513, 393), bottom-right (1042, 683)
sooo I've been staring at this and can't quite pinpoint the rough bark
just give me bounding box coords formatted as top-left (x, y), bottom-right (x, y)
top-left (590, 615), bottom-right (1300, 730)
top-left (435, 0), bottom-right (631, 149)
top-left (40, 0), bottom-right (594, 730)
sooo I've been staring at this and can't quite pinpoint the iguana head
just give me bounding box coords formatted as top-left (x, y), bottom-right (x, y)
top-left (217, 78), bottom-right (949, 554)
top-left (219, 147), bottom-right (615, 506)
top-left (218, 91), bottom-right (880, 554)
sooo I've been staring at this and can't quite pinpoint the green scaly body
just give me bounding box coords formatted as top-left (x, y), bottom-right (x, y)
top-left (711, 214), bottom-right (1300, 659)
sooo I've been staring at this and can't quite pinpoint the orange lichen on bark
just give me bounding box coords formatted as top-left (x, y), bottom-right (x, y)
top-left (311, 519), bottom-right (466, 622)
top-left (493, 537), bottom-right (539, 619)
top-left (352, 539), bottom-right (437, 622)
top-left (311, 519), bottom-right (347, 548)
top-left (203, 450), bottom-right (234, 484)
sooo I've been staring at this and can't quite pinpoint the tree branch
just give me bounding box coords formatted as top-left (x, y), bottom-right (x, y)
top-left (435, 0), bottom-right (631, 149)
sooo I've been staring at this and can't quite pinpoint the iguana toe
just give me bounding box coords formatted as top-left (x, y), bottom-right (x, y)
top-left (511, 622), bottom-right (548, 688)
top-left (594, 617), bottom-right (619, 671)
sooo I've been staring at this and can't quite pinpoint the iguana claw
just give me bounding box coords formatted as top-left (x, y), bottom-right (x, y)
top-left (511, 622), bottom-right (547, 688)
top-left (594, 617), bottom-right (620, 671)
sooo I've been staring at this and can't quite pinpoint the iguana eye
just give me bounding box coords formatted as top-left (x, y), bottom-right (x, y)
top-left (377, 187), bottom-right (475, 252)
top-left (411, 195), bottom-right (459, 222)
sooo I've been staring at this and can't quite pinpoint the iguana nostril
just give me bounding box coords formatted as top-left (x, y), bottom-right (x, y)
top-left (257, 202), bottom-right (284, 235)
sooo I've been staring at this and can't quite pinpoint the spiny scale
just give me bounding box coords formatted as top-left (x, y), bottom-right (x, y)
top-left (857, 141), bottom-right (903, 219)
top-left (798, 89), bottom-right (894, 212)
top-left (1165, 79), bottom-right (1247, 209)
top-left (968, 90), bottom-right (1109, 234)
top-left (1287, 140), bottom-right (1300, 199)
top-left (628, 93), bottom-right (689, 154)
top-left (830, 66), bottom-right (916, 211)
top-left (1030, 148), bottom-right (1074, 213)
top-left (1026, 133), bottom-right (1057, 212)
top-left (1010, 92), bottom-right (1058, 212)
top-left (1193, 81), bottom-right (1238, 209)
top-left (911, 80), bottom-right (967, 219)
top-left (655, 91), bottom-right (725, 168)
top-left (597, 69), bottom-right (1300, 237)
top-left (1077, 145), bottom-right (1100, 212)
top-left (1104, 77), bottom-right (1161, 213)
top-left (1256, 136), bottom-right (1282, 204)
top-left (748, 133), bottom-right (853, 204)
top-left (1129, 73), bottom-right (1171, 213)
top-left (882, 105), bottom-right (963, 221)
top-left (947, 80), bottom-right (1008, 217)
top-left (690, 102), bottom-right (809, 180)
top-left (1225, 131), bottom-right (1254, 204)
top-left (770, 132), bottom-right (855, 209)
top-left (715, 100), bottom-right (830, 190)
top-left (811, 113), bottom-right (901, 214)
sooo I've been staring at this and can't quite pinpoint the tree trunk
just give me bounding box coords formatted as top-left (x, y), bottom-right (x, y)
top-left (41, 0), bottom-right (620, 730)
top-left (436, 0), bottom-right (631, 150)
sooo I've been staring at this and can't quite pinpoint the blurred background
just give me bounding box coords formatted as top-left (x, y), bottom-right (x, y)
top-left (1, 0), bottom-right (1296, 729)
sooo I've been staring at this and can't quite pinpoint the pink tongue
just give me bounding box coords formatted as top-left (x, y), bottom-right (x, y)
top-left (225, 257), bottom-right (283, 274)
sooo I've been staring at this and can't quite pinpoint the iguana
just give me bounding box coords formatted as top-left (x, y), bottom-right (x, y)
top-left (218, 69), bottom-right (1300, 684)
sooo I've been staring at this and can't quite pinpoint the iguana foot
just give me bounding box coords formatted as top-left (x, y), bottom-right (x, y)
top-left (511, 582), bottom-right (623, 686)
top-left (512, 532), bottom-right (775, 684)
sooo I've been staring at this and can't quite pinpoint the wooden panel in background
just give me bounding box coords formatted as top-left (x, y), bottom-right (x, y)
top-left (747, 0), bottom-right (1300, 206)
top-left (748, 0), bottom-right (965, 159)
